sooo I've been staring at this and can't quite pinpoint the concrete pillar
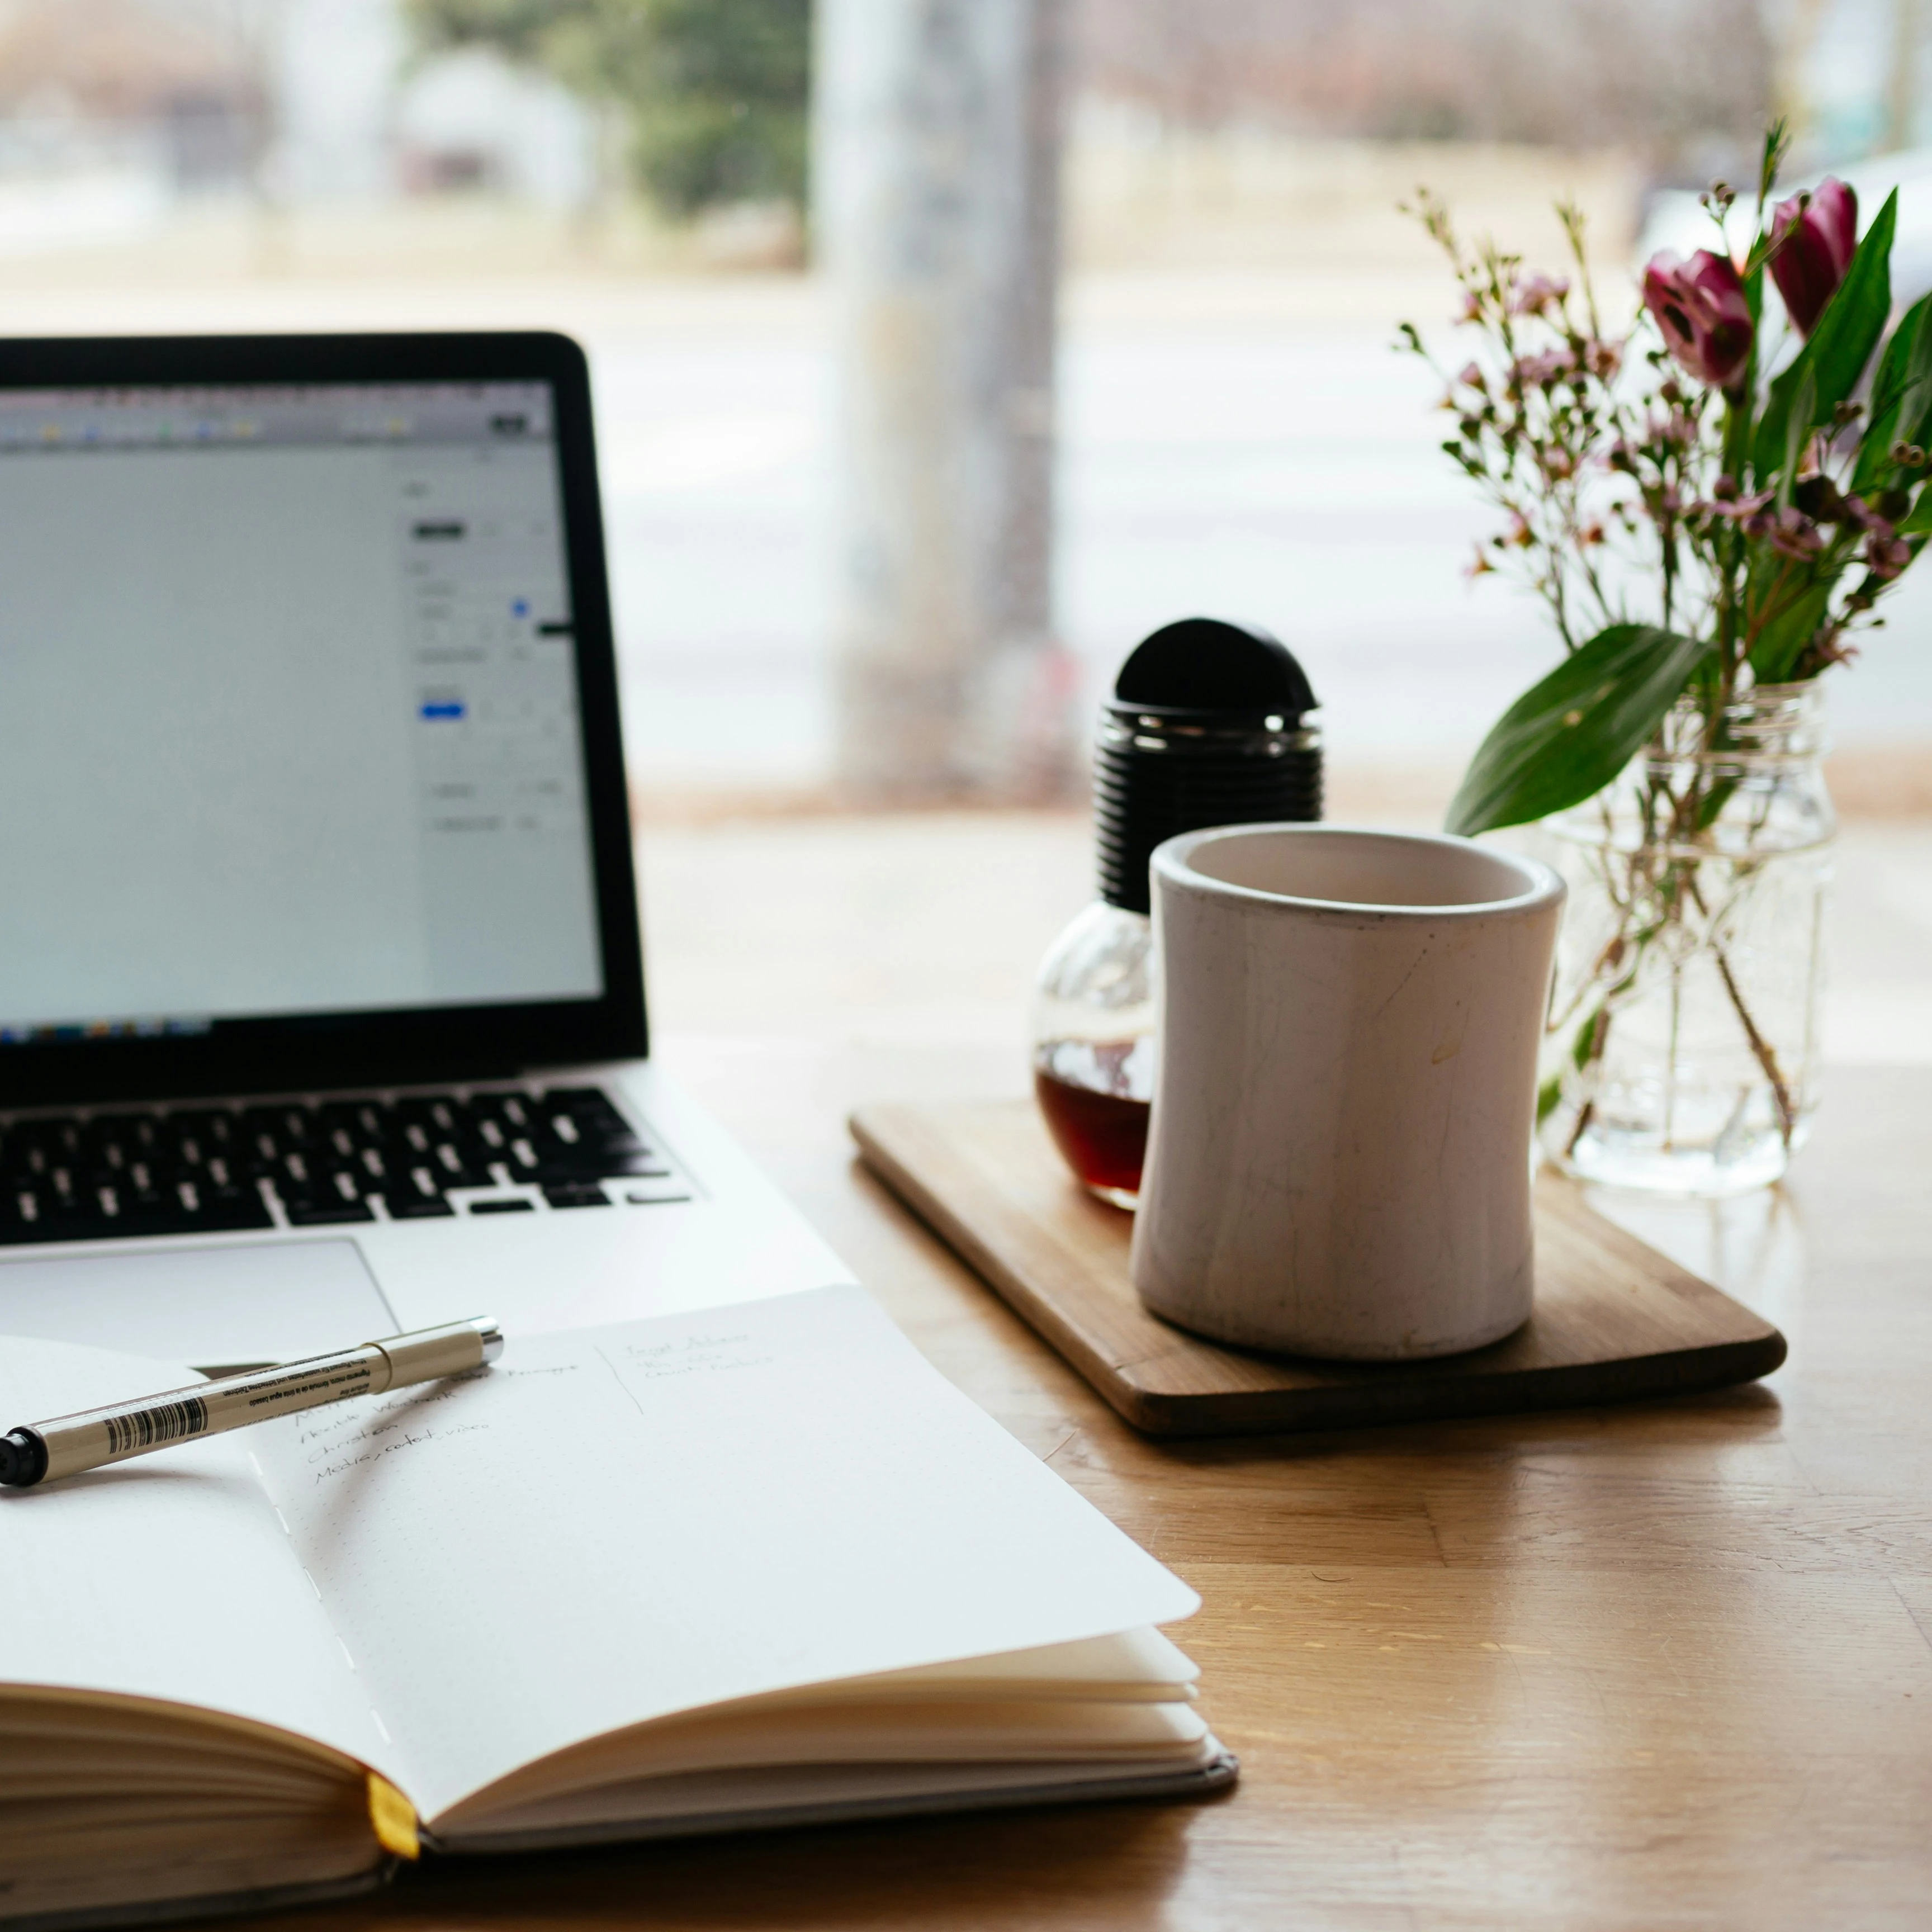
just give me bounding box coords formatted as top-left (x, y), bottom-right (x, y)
top-left (1887, 0), bottom-right (1922, 153)
top-left (815, 0), bottom-right (1076, 800)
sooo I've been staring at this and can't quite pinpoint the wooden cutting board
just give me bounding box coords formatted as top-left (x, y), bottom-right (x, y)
top-left (850, 1099), bottom-right (1787, 1438)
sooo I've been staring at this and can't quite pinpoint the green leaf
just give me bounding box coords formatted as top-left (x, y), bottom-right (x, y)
top-left (1753, 188), bottom-right (1897, 485)
top-left (1570, 1010), bottom-right (1604, 1070)
top-left (1749, 581), bottom-right (1832, 683)
top-left (1446, 624), bottom-right (1715, 836)
top-left (1536, 1072), bottom-right (1564, 1123)
top-left (1723, 266), bottom-right (1764, 480)
top-left (1898, 486), bottom-right (1932, 535)
top-left (1777, 366), bottom-right (1816, 509)
top-left (1853, 291), bottom-right (1932, 490)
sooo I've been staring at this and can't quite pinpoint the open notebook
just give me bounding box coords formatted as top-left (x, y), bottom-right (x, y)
top-left (0, 1286), bottom-right (1233, 1928)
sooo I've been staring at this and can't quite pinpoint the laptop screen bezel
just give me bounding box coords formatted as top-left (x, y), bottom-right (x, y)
top-left (0, 331), bottom-right (647, 1107)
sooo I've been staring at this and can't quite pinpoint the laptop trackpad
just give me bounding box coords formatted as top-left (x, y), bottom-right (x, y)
top-left (0, 1240), bottom-right (398, 1371)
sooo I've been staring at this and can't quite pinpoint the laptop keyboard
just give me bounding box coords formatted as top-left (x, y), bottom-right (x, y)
top-left (0, 1086), bottom-right (689, 1248)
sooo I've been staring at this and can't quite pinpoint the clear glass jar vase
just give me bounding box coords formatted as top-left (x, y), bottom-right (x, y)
top-left (1535, 681), bottom-right (1835, 1196)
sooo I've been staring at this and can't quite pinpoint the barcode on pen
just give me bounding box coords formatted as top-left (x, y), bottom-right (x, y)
top-left (103, 1396), bottom-right (210, 1456)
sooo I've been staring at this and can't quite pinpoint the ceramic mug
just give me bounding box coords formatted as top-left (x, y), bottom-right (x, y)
top-left (1128, 825), bottom-right (1565, 1360)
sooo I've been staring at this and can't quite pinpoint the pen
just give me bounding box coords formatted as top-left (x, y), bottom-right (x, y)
top-left (0, 1316), bottom-right (503, 1489)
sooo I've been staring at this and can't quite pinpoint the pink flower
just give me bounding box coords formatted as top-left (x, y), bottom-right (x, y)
top-left (1769, 178), bottom-right (1858, 337)
top-left (1510, 348), bottom-right (1576, 389)
top-left (1642, 250), bottom-right (1754, 390)
top-left (1762, 506), bottom-right (1824, 560)
top-left (1865, 530), bottom-right (1913, 579)
top-left (1706, 487), bottom-right (1775, 522)
top-left (1510, 274), bottom-right (1569, 316)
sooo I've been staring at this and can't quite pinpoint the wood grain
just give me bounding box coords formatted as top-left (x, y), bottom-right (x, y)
top-left (850, 1099), bottom-right (1786, 1436)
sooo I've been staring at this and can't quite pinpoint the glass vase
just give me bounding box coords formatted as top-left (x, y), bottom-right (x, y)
top-left (1535, 682), bottom-right (1835, 1196)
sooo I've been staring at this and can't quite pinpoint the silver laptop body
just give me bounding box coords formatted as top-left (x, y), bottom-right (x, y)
top-left (0, 332), bottom-right (851, 1368)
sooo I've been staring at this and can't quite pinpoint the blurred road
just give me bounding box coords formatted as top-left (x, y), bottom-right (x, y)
top-left (583, 275), bottom-right (1932, 788)
top-left (3, 264), bottom-right (1929, 789)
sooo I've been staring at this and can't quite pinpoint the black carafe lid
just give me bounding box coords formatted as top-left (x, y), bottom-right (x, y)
top-left (1095, 618), bottom-right (1322, 915)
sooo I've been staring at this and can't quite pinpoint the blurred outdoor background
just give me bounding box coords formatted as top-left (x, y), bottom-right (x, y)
top-left (1, 0), bottom-right (1928, 1077)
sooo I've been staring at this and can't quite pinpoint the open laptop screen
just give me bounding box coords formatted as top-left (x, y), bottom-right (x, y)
top-left (0, 337), bottom-right (644, 1106)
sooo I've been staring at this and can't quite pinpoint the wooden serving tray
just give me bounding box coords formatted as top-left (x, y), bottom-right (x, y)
top-left (850, 1100), bottom-right (1787, 1438)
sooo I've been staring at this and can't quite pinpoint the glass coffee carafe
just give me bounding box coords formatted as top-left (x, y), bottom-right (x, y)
top-left (1032, 618), bottom-right (1322, 1208)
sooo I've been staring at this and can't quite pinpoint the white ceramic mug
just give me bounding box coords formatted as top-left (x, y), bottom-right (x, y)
top-left (1128, 825), bottom-right (1565, 1360)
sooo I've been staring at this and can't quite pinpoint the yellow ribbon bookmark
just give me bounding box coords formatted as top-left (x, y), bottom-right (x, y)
top-left (366, 1773), bottom-right (421, 1860)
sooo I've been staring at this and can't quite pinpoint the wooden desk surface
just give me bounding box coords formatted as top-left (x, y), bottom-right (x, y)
top-left (253, 1052), bottom-right (1932, 1932)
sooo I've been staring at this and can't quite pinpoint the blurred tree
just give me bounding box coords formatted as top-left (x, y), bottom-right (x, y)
top-left (404, 0), bottom-right (810, 216)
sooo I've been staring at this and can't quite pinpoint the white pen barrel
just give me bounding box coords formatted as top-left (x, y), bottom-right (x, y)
top-left (372, 1318), bottom-right (502, 1388)
top-left (11, 1318), bottom-right (503, 1485)
top-left (35, 1347), bottom-right (389, 1483)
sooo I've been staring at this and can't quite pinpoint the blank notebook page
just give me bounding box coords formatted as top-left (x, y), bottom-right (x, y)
top-left (249, 1285), bottom-right (1199, 1822)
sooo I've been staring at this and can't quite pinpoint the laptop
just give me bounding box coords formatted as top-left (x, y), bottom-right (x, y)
top-left (0, 332), bottom-right (854, 1369)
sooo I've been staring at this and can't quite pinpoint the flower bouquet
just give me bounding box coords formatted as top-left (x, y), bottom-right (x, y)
top-left (1401, 127), bottom-right (1929, 1191)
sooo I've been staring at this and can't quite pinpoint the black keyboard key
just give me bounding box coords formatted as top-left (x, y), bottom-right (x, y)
top-left (190, 1185), bottom-right (276, 1233)
top-left (240, 1104), bottom-right (312, 1144)
top-left (318, 1100), bottom-right (392, 1142)
top-left (396, 1097), bottom-right (463, 1139)
top-left (241, 1134), bottom-right (281, 1176)
top-left (168, 1113), bottom-right (239, 1176)
top-left (430, 1142), bottom-right (484, 1187)
top-left (383, 1194), bottom-right (456, 1220)
top-left (0, 1085), bottom-right (669, 1242)
top-left (542, 1088), bottom-right (650, 1154)
top-left (1, 1187), bottom-right (48, 1242)
top-left (593, 1151), bottom-right (674, 1178)
top-left (84, 1116), bottom-right (155, 1177)
top-left (544, 1182), bottom-right (612, 1209)
top-left (276, 1165), bottom-right (372, 1224)
top-left (217, 1186), bottom-right (276, 1225)
top-left (283, 1199), bottom-right (376, 1226)
top-left (399, 1163), bottom-right (445, 1205)
top-left (0, 1182), bottom-right (272, 1244)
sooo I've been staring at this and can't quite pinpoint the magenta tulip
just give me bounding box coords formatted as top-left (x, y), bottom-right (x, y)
top-left (1769, 178), bottom-right (1858, 336)
top-left (1642, 250), bottom-right (1755, 391)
